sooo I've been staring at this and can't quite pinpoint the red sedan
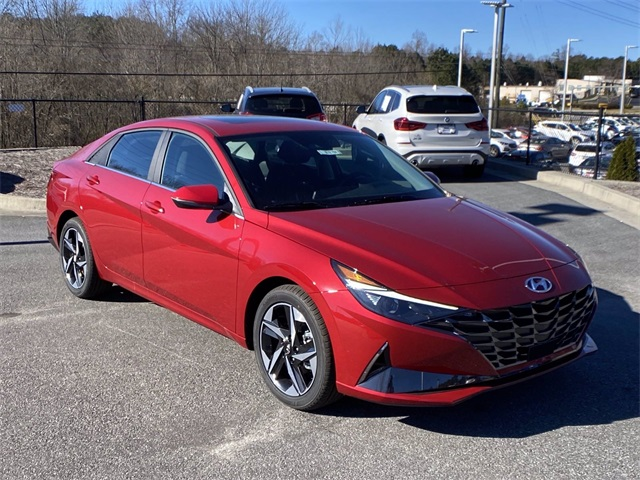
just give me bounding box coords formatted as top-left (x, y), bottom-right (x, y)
top-left (46, 116), bottom-right (597, 410)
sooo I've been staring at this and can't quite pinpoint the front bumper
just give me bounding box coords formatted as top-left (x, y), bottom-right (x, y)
top-left (345, 334), bottom-right (597, 407)
top-left (324, 274), bottom-right (597, 407)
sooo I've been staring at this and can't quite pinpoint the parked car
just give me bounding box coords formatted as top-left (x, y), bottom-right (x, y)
top-left (584, 117), bottom-right (633, 138)
top-left (220, 86), bottom-right (327, 122)
top-left (517, 135), bottom-right (573, 161)
top-left (573, 154), bottom-right (613, 179)
top-left (535, 121), bottom-right (594, 145)
top-left (569, 141), bottom-right (615, 166)
top-left (46, 115), bottom-right (597, 411)
top-left (352, 85), bottom-right (489, 177)
top-left (490, 129), bottom-right (518, 157)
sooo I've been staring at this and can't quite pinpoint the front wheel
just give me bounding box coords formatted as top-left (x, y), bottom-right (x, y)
top-left (253, 285), bottom-right (341, 411)
top-left (59, 217), bottom-right (110, 299)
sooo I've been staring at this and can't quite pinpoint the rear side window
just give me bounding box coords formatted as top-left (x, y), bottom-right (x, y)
top-left (107, 130), bottom-right (161, 179)
top-left (406, 95), bottom-right (480, 114)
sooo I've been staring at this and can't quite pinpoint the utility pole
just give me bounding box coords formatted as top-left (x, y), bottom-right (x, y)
top-left (482, 1), bottom-right (512, 130)
top-left (494, 2), bottom-right (511, 126)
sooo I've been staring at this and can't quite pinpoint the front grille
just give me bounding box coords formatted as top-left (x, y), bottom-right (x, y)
top-left (425, 285), bottom-right (597, 370)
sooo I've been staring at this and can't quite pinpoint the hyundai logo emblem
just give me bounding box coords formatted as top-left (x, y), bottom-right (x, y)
top-left (444, 117), bottom-right (451, 123)
top-left (525, 277), bottom-right (553, 293)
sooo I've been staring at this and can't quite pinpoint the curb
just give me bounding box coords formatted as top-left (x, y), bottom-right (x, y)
top-left (488, 158), bottom-right (640, 220)
top-left (0, 194), bottom-right (46, 213)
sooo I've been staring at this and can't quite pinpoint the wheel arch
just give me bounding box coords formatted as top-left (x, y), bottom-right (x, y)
top-left (243, 276), bottom-right (295, 350)
top-left (55, 209), bottom-right (81, 247)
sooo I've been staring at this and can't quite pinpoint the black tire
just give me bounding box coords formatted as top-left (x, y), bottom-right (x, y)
top-left (489, 145), bottom-right (500, 157)
top-left (463, 162), bottom-right (486, 178)
top-left (59, 217), bottom-right (110, 299)
top-left (253, 285), bottom-right (341, 411)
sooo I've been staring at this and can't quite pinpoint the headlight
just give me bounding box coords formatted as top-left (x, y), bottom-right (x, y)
top-left (331, 260), bottom-right (460, 325)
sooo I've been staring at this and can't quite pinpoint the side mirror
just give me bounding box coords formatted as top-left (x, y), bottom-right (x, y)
top-left (423, 171), bottom-right (441, 184)
top-left (171, 184), bottom-right (232, 213)
top-left (355, 105), bottom-right (368, 114)
top-left (220, 103), bottom-right (235, 113)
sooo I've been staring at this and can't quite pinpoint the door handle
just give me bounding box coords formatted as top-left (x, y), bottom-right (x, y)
top-left (144, 200), bottom-right (165, 214)
top-left (86, 174), bottom-right (100, 185)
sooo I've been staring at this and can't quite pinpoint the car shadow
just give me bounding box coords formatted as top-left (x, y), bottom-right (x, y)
top-left (428, 167), bottom-right (514, 184)
top-left (506, 202), bottom-right (601, 227)
top-left (98, 285), bottom-right (149, 303)
top-left (318, 287), bottom-right (639, 438)
top-left (0, 172), bottom-right (24, 194)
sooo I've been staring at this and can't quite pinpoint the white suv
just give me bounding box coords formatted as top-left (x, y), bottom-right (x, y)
top-left (352, 85), bottom-right (489, 177)
top-left (535, 121), bottom-right (594, 146)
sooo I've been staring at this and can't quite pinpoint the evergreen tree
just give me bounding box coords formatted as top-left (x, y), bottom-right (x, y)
top-left (607, 137), bottom-right (639, 182)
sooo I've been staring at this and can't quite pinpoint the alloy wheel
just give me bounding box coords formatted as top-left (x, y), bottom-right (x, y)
top-left (61, 226), bottom-right (87, 289)
top-left (258, 301), bottom-right (317, 397)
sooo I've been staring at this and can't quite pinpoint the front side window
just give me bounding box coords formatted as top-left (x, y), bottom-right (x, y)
top-left (161, 133), bottom-right (224, 190)
top-left (107, 130), bottom-right (161, 179)
top-left (369, 90), bottom-right (390, 114)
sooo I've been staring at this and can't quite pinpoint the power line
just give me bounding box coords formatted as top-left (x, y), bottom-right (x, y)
top-left (558, 0), bottom-right (640, 29)
top-left (604, 0), bottom-right (640, 12)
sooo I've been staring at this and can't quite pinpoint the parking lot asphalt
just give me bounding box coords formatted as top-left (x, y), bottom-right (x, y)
top-left (2, 158), bottom-right (638, 230)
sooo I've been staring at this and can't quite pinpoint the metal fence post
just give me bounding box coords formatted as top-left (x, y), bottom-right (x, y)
top-left (31, 99), bottom-right (38, 148)
top-left (139, 97), bottom-right (146, 121)
top-left (594, 104), bottom-right (606, 180)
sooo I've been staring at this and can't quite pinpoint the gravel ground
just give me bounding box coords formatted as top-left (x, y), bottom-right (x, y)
top-left (0, 147), bottom-right (80, 198)
top-left (1, 146), bottom-right (640, 199)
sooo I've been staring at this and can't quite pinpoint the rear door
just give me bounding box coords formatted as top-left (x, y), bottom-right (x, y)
top-left (80, 130), bottom-right (162, 286)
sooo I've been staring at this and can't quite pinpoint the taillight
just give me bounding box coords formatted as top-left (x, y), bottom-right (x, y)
top-left (394, 117), bottom-right (427, 131)
top-left (308, 113), bottom-right (328, 122)
top-left (466, 118), bottom-right (488, 131)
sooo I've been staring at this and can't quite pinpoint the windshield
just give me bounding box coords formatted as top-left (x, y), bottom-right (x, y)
top-left (220, 130), bottom-right (446, 211)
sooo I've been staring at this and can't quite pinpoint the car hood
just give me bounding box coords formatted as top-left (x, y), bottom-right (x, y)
top-left (267, 196), bottom-right (577, 290)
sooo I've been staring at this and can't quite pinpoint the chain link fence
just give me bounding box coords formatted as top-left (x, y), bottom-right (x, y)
top-left (0, 98), bottom-right (361, 149)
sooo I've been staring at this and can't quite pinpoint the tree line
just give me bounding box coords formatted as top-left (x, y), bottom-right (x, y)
top-left (0, 0), bottom-right (638, 147)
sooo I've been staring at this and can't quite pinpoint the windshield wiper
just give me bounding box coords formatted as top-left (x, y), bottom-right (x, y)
top-left (263, 201), bottom-right (332, 212)
top-left (352, 194), bottom-right (423, 206)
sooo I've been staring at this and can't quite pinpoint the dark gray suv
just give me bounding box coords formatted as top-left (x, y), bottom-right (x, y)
top-left (221, 86), bottom-right (327, 122)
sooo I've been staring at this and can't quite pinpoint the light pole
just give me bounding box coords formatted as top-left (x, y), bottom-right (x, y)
top-left (562, 38), bottom-right (580, 118)
top-left (620, 45), bottom-right (638, 114)
top-left (482, 1), bottom-right (511, 129)
top-left (458, 29), bottom-right (477, 87)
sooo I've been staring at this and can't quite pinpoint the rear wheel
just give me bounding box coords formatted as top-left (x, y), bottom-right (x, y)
top-left (253, 285), bottom-right (341, 411)
top-left (59, 217), bottom-right (110, 299)
top-left (489, 145), bottom-right (500, 157)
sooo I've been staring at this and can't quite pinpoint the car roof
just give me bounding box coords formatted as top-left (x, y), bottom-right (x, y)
top-left (245, 86), bottom-right (315, 96)
top-left (387, 85), bottom-right (472, 96)
top-left (115, 115), bottom-right (349, 137)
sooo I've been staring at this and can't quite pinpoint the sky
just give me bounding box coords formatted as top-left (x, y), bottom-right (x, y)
top-left (84, 0), bottom-right (640, 61)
